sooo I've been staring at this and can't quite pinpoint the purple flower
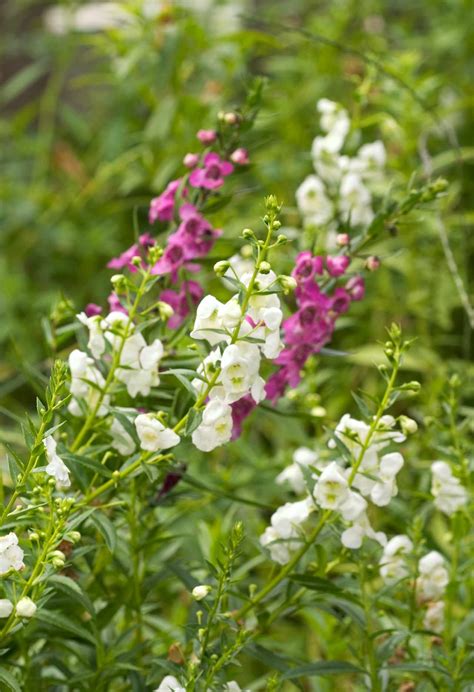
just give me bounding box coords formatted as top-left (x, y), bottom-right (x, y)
top-left (85, 303), bottom-right (103, 317)
top-left (149, 179), bottom-right (185, 224)
top-left (326, 254), bottom-right (350, 277)
top-left (107, 233), bottom-right (155, 272)
top-left (160, 280), bottom-right (204, 329)
top-left (189, 153), bottom-right (234, 190)
top-left (197, 129), bottom-right (217, 144)
top-left (230, 148), bottom-right (249, 165)
top-left (346, 275), bottom-right (365, 301)
top-left (230, 395), bottom-right (257, 439)
top-left (292, 251), bottom-right (324, 285)
top-left (177, 203), bottom-right (222, 258)
top-left (107, 292), bottom-right (128, 315)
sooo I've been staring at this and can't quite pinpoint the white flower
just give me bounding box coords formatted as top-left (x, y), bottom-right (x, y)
top-left (225, 253), bottom-right (254, 282)
top-left (68, 349), bottom-right (109, 417)
top-left (339, 173), bottom-right (374, 227)
top-left (339, 490), bottom-right (367, 521)
top-left (270, 498), bottom-right (313, 539)
top-left (417, 551), bottom-right (449, 601)
top-left (311, 136), bottom-right (345, 183)
top-left (224, 683), bottom-right (243, 692)
top-left (431, 461), bottom-right (468, 516)
top-left (240, 269), bottom-right (281, 318)
top-left (192, 347), bottom-right (222, 398)
top-left (190, 296), bottom-right (227, 345)
top-left (110, 417), bottom-right (136, 456)
top-left (379, 535), bottom-right (413, 584)
top-left (116, 334), bottom-right (164, 397)
top-left (260, 526), bottom-right (293, 565)
top-left (313, 462), bottom-right (349, 510)
top-left (77, 313), bottom-right (106, 359)
top-left (220, 342), bottom-right (264, 403)
top-left (16, 597), bottom-right (37, 618)
top-left (341, 512), bottom-right (386, 550)
top-left (0, 599), bottom-right (13, 618)
top-left (423, 601), bottom-right (444, 633)
top-left (192, 584), bottom-right (211, 601)
top-left (370, 452), bottom-right (404, 507)
top-left (356, 140), bottom-right (386, 174)
top-left (44, 436), bottom-right (71, 489)
top-left (276, 447), bottom-right (319, 494)
top-left (192, 400), bottom-right (233, 452)
top-left (0, 533), bottom-right (25, 575)
top-left (295, 175), bottom-right (334, 226)
top-left (134, 414), bottom-right (180, 452)
top-left (316, 99), bottom-right (350, 142)
top-left (154, 676), bottom-right (185, 692)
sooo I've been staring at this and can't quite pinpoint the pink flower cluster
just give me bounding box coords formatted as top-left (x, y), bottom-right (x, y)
top-left (265, 251), bottom-right (364, 403)
top-left (104, 129), bottom-right (249, 327)
top-left (230, 252), bottom-right (365, 436)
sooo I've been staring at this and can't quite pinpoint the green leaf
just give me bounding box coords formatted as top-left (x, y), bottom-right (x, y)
top-left (35, 609), bottom-right (96, 645)
top-left (88, 512), bottom-right (117, 553)
top-left (48, 574), bottom-right (95, 616)
top-left (62, 452), bottom-right (113, 478)
top-left (282, 661), bottom-right (366, 679)
top-left (0, 667), bottom-right (21, 692)
top-left (289, 574), bottom-right (363, 605)
top-left (183, 408), bottom-right (203, 436)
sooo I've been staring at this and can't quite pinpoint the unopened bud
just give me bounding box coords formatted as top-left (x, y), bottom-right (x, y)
top-left (157, 301), bottom-right (174, 321)
top-left (183, 152), bottom-right (199, 168)
top-left (130, 256), bottom-right (142, 268)
top-left (278, 275), bottom-right (297, 294)
top-left (213, 260), bottom-right (230, 276)
top-left (400, 381), bottom-right (421, 393)
top-left (259, 261), bottom-right (271, 274)
top-left (336, 233), bottom-right (350, 247)
top-left (241, 228), bottom-right (255, 239)
top-left (68, 531), bottom-right (81, 543)
top-left (192, 584), bottom-right (212, 601)
top-left (399, 415), bottom-right (418, 435)
top-left (366, 255), bottom-right (381, 271)
top-left (276, 234), bottom-right (288, 245)
top-left (223, 111), bottom-right (238, 125)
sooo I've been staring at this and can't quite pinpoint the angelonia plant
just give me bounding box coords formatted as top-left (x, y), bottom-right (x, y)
top-left (0, 96), bottom-right (471, 691)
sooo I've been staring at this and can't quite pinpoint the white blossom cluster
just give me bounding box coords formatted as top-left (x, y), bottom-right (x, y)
top-left (296, 99), bottom-right (386, 233)
top-left (70, 311), bottom-right (165, 417)
top-left (0, 534), bottom-right (38, 620)
top-left (260, 414), bottom-right (408, 564)
top-left (430, 460), bottom-right (468, 516)
top-left (154, 676), bottom-right (245, 691)
top-left (379, 535), bottom-right (449, 633)
top-left (190, 269), bottom-right (283, 452)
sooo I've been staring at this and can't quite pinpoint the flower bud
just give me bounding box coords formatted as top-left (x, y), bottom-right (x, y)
top-left (148, 245), bottom-right (163, 264)
top-left (157, 301), bottom-right (174, 321)
top-left (213, 260), bottom-right (230, 276)
top-left (241, 228), bottom-right (255, 239)
top-left (29, 532), bottom-right (40, 542)
top-left (197, 129), bottom-right (217, 144)
top-left (400, 381), bottom-right (421, 393)
top-left (259, 261), bottom-right (272, 274)
top-left (336, 233), bottom-right (350, 247)
top-left (68, 531), bottom-right (81, 543)
top-left (110, 274), bottom-right (127, 293)
top-left (183, 152), bottom-right (199, 168)
top-left (0, 599), bottom-right (13, 618)
top-left (278, 275), bottom-right (297, 294)
top-left (52, 556), bottom-right (65, 568)
top-left (366, 255), bottom-right (381, 271)
top-left (276, 234), bottom-right (288, 245)
top-left (192, 584), bottom-right (212, 601)
top-left (230, 147), bottom-right (249, 165)
top-left (223, 111), bottom-right (238, 125)
top-left (398, 416), bottom-right (418, 435)
top-left (16, 597), bottom-right (37, 618)
top-left (130, 256), bottom-right (142, 268)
